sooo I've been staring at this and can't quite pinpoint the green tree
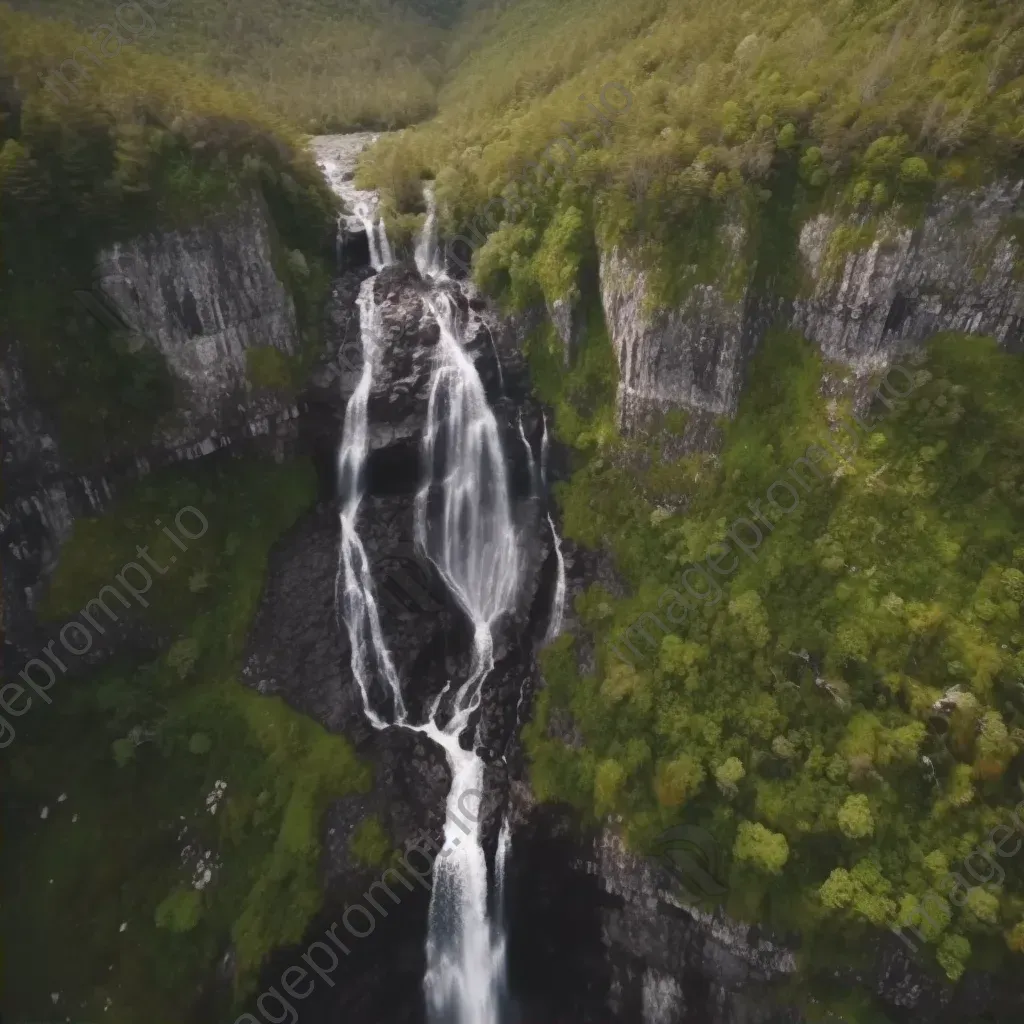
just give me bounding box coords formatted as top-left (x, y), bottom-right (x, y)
top-left (837, 794), bottom-right (874, 839)
top-left (733, 821), bottom-right (789, 875)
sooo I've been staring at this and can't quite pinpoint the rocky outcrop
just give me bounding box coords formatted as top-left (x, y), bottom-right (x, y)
top-left (595, 825), bottom-right (800, 1024)
top-left (1, 191), bottom-right (310, 653)
top-left (597, 180), bottom-right (1024, 449)
top-left (503, 800), bottom-right (1024, 1024)
top-left (599, 221), bottom-right (754, 441)
top-left (98, 192), bottom-right (300, 445)
top-left (241, 257), bottom-right (561, 871)
top-left (793, 180), bottom-right (1024, 367)
top-left (547, 295), bottom-right (585, 366)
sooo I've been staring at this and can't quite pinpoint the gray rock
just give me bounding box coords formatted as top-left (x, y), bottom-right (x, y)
top-left (96, 192), bottom-right (300, 447)
top-left (794, 180), bottom-right (1024, 366)
top-left (597, 180), bottom-right (1024, 454)
top-left (599, 218), bottom-right (753, 440)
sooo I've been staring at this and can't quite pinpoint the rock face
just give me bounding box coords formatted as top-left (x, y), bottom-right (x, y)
top-left (97, 192), bottom-right (300, 445)
top-left (599, 223), bottom-right (754, 441)
top-left (547, 295), bottom-right (585, 366)
top-left (595, 831), bottom-right (798, 1024)
top-left (240, 247), bottom-right (561, 851)
top-left (503, 802), bottom-right (1024, 1024)
top-left (598, 181), bottom-right (1024, 445)
top-left (1, 193), bottom-right (305, 655)
top-left (793, 180), bottom-right (1024, 367)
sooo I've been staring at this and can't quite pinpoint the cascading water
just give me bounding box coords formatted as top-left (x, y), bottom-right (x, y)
top-left (415, 184), bottom-right (443, 280)
top-left (541, 414), bottom-right (566, 642)
top-left (415, 269), bottom-right (519, 1024)
top-left (331, 160), bottom-right (519, 1024)
top-left (516, 412), bottom-right (537, 496)
top-left (310, 134), bottom-right (393, 273)
top-left (335, 277), bottom-right (408, 728)
top-left (357, 199), bottom-right (394, 272)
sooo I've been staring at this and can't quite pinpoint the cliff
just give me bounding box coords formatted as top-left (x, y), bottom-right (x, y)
top-left (599, 218), bottom-right (754, 441)
top-left (96, 192), bottom-right (301, 445)
top-left (598, 181), bottom-right (1024, 445)
top-left (1, 193), bottom-right (304, 650)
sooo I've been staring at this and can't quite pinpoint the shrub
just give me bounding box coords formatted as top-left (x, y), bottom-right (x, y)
top-left (900, 156), bottom-right (932, 184)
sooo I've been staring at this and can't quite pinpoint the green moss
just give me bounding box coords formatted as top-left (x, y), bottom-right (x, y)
top-left (349, 816), bottom-right (393, 867)
top-left (246, 345), bottom-right (299, 391)
top-left (523, 287), bottom-right (618, 451)
top-left (821, 222), bottom-right (878, 283)
top-left (154, 889), bottom-right (204, 933)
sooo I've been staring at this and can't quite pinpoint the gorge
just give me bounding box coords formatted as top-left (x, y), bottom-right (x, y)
top-left (4, 2), bottom-right (1024, 1024)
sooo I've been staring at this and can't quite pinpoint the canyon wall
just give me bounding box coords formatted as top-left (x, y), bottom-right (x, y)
top-left (1, 191), bottom-right (302, 651)
top-left (599, 180), bottom-right (1024, 444)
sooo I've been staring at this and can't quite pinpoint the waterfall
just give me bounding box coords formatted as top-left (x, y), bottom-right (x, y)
top-left (414, 288), bottom-right (519, 1024)
top-left (416, 292), bottom-right (520, 640)
top-left (333, 163), bottom-right (517, 1024)
top-left (379, 216), bottom-right (394, 268)
top-left (335, 277), bottom-right (408, 728)
top-left (541, 414), bottom-right (566, 642)
top-left (356, 199), bottom-right (393, 272)
top-left (496, 816), bottom-right (512, 920)
top-left (311, 135), bottom-right (393, 273)
top-left (415, 184), bottom-right (443, 279)
top-left (516, 412), bottom-right (537, 497)
top-left (494, 816), bottom-right (513, 1005)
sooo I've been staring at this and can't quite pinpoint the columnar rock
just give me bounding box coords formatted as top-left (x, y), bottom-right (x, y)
top-left (793, 180), bottom-right (1024, 367)
top-left (599, 217), bottom-right (753, 439)
top-left (596, 181), bottom-right (1024, 448)
top-left (97, 193), bottom-right (301, 444)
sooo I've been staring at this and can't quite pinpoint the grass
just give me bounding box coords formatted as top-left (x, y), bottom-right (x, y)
top-left (1, 454), bottom-right (372, 1021)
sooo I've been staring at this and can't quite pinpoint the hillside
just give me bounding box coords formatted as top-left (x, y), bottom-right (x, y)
top-left (6, 0), bottom-right (482, 130)
top-left (362, 0), bottom-right (1024, 282)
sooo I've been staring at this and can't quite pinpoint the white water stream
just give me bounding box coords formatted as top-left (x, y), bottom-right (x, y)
top-left (415, 183), bottom-right (443, 280)
top-left (320, 140), bottom-right (574, 1020)
top-left (325, 152), bottom-right (532, 1024)
top-left (541, 414), bottom-right (566, 642)
top-left (311, 133), bottom-right (393, 272)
